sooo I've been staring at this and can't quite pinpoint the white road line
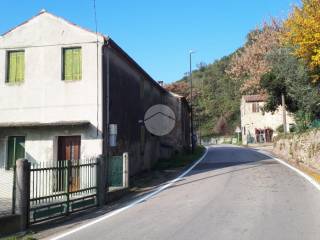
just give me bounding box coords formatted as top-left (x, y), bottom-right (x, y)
top-left (257, 149), bottom-right (320, 191)
top-left (49, 148), bottom-right (209, 240)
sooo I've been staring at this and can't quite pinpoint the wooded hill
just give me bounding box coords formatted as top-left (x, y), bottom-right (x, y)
top-left (166, 0), bottom-right (320, 137)
top-left (165, 54), bottom-right (242, 138)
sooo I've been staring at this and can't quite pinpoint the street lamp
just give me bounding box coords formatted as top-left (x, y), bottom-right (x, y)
top-left (189, 50), bottom-right (196, 153)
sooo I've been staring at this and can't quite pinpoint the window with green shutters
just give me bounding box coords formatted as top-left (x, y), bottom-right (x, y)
top-left (6, 50), bottom-right (25, 83)
top-left (63, 47), bottom-right (82, 80)
top-left (7, 136), bottom-right (25, 170)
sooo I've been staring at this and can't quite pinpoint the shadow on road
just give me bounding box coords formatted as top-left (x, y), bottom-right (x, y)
top-left (169, 161), bottom-right (279, 190)
top-left (166, 146), bottom-right (279, 189)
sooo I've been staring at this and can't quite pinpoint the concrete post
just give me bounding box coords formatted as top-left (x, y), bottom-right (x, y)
top-left (15, 159), bottom-right (30, 230)
top-left (123, 153), bottom-right (129, 188)
top-left (97, 155), bottom-right (106, 206)
top-left (282, 93), bottom-right (287, 133)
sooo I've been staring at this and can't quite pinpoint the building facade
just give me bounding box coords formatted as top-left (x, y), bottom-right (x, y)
top-left (0, 10), bottom-right (190, 188)
top-left (240, 95), bottom-right (295, 145)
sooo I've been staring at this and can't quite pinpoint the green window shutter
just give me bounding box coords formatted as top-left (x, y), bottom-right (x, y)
top-left (63, 49), bottom-right (73, 80)
top-left (7, 51), bottom-right (25, 83)
top-left (15, 136), bottom-right (25, 160)
top-left (7, 137), bottom-right (15, 170)
top-left (63, 47), bottom-right (81, 80)
top-left (6, 136), bottom-right (25, 170)
top-left (72, 48), bottom-right (82, 80)
top-left (16, 51), bottom-right (25, 82)
top-left (8, 52), bottom-right (17, 83)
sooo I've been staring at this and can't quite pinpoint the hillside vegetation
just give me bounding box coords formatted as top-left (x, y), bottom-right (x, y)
top-left (166, 0), bottom-right (320, 137)
top-left (165, 55), bottom-right (242, 138)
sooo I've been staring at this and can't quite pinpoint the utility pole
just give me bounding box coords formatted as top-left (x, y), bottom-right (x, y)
top-left (189, 50), bottom-right (196, 153)
top-left (282, 93), bottom-right (287, 133)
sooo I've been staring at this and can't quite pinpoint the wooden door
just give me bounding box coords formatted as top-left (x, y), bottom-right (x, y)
top-left (58, 136), bottom-right (81, 192)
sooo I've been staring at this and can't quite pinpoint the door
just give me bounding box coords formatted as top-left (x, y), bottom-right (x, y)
top-left (58, 136), bottom-right (81, 192)
top-left (7, 136), bottom-right (25, 170)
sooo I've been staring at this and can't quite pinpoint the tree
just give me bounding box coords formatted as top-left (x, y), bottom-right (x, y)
top-left (227, 21), bottom-right (281, 94)
top-left (282, 0), bottom-right (320, 81)
top-left (168, 54), bottom-right (242, 137)
top-left (261, 47), bottom-right (320, 129)
top-left (164, 81), bottom-right (200, 102)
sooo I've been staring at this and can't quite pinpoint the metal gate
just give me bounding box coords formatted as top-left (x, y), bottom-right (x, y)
top-left (108, 156), bottom-right (123, 187)
top-left (29, 158), bottom-right (98, 224)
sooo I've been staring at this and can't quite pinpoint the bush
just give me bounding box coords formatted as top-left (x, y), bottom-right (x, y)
top-left (276, 124), bottom-right (284, 133)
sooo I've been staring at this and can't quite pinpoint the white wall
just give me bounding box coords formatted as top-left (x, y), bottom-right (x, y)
top-left (240, 97), bottom-right (295, 144)
top-left (0, 12), bottom-right (104, 166)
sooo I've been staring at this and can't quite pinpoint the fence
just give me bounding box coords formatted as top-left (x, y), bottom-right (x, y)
top-left (0, 153), bottom-right (129, 233)
top-left (0, 166), bottom-right (15, 217)
top-left (29, 158), bottom-right (99, 224)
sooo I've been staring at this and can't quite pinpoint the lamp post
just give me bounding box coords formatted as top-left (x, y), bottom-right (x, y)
top-left (189, 50), bottom-right (196, 153)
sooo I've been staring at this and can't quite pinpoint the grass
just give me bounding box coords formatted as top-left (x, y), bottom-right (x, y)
top-left (153, 145), bottom-right (206, 171)
top-left (294, 163), bottom-right (320, 184)
top-left (1, 234), bottom-right (36, 240)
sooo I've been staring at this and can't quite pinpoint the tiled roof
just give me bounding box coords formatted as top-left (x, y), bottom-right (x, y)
top-left (243, 95), bottom-right (266, 102)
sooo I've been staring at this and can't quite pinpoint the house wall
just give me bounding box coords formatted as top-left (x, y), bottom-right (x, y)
top-left (0, 12), bottom-right (104, 168)
top-left (161, 93), bottom-right (190, 155)
top-left (240, 97), bottom-right (295, 144)
top-left (0, 126), bottom-right (100, 200)
top-left (106, 47), bottom-right (161, 175)
top-left (105, 46), bottom-right (190, 176)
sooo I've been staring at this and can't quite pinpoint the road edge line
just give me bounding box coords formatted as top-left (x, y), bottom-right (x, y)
top-left (257, 149), bottom-right (320, 191)
top-left (49, 147), bottom-right (209, 240)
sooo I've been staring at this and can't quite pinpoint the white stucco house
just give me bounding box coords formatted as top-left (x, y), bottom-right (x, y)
top-left (241, 95), bottom-right (295, 145)
top-left (0, 10), bottom-right (105, 169)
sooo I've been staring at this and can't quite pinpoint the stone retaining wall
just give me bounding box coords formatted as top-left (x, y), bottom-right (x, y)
top-left (273, 130), bottom-right (320, 171)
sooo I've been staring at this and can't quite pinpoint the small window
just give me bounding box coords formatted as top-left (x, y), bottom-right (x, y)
top-left (7, 136), bottom-right (25, 170)
top-left (62, 47), bottom-right (82, 80)
top-left (6, 50), bottom-right (25, 83)
top-left (252, 102), bottom-right (260, 113)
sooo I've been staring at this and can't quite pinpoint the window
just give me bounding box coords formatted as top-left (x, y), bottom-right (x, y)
top-left (6, 50), bottom-right (25, 83)
top-left (7, 136), bottom-right (25, 170)
top-left (252, 102), bottom-right (260, 113)
top-left (62, 47), bottom-right (82, 80)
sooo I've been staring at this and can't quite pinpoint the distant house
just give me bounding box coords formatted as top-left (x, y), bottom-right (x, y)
top-left (240, 95), bottom-right (295, 145)
top-left (0, 10), bottom-right (190, 187)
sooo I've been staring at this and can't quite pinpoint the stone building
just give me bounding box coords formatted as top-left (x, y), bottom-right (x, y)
top-left (240, 95), bottom-right (295, 145)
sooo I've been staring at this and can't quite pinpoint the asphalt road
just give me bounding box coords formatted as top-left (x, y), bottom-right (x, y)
top-left (53, 145), bottom-right (320, 240)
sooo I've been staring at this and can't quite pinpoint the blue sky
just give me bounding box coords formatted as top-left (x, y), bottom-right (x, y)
top-left (0, 0), bottom-right (299, 83)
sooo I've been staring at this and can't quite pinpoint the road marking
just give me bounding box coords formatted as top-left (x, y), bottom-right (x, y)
top-left (257, 149), bottom-right (320, 191)
top-left (50, 148), bottom-right (209, 240)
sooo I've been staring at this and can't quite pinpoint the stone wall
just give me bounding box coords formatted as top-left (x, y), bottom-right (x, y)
top-left (273, 130), bottom-right (320, 170)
